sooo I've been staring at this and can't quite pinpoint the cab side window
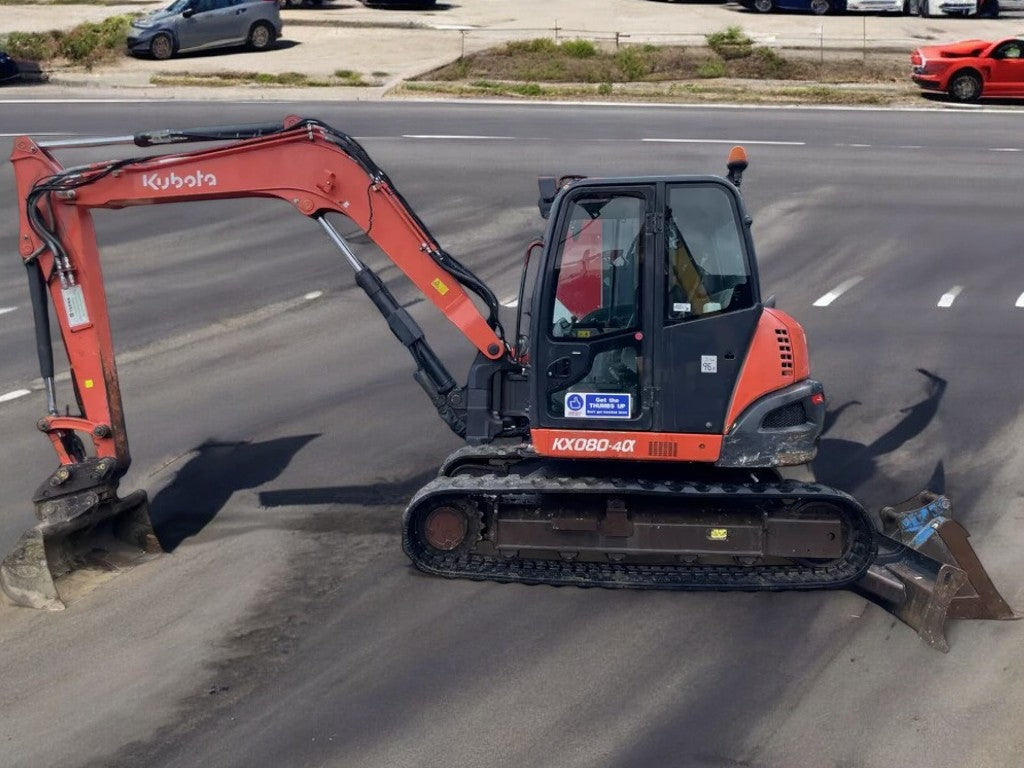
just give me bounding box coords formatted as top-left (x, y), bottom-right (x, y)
top-left (665, 184), bottom-right (753, 323)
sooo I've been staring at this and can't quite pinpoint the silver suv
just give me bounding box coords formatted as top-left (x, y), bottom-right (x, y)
top-left (127, 0), bottom-right (282, 60)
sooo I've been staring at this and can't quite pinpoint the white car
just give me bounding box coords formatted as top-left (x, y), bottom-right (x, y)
top-left (845, 0), bottom-right (903, 11)
top-left (906, 0), bottom-right (976, 15)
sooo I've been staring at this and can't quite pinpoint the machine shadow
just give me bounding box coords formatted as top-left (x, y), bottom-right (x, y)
top-left (150, 434), bottom-right (319, 551)
top-left (813, 367), bottom-right (947, 494)
top-left (258, 468), bottom-right (438, 508)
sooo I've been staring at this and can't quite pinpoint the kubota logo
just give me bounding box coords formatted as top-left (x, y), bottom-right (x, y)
top-left (141, 169), bottom-right (218, 191)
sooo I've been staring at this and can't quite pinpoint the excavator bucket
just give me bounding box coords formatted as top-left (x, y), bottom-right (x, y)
top-left (856, 491), bottom-right (1017, 652)
top-left (0, 459), bottom-right (161, 610)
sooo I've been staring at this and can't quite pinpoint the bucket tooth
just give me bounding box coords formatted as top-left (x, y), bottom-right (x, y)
top-left (856, 491), bottom-right (1018, 651)
top-left (0, 460), bottom-right (161, 610)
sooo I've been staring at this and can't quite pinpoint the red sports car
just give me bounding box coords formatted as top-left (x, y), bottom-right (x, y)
top-left (911, 36), bottom-right (1024, 102)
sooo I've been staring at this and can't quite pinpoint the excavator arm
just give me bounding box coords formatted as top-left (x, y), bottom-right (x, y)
top-left (3, 116), bottom-right (515, 609)
top-left (12, 116), bottom-right (508, 472)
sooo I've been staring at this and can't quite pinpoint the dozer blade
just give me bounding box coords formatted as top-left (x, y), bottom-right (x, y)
top-left (855, 491), bottom-right (1017, 652)
top-left (0, 459), bottom-right (161, 610)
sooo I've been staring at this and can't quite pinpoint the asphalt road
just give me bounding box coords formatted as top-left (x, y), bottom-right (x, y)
top-left (1, 100), bottom-right (1023, 768)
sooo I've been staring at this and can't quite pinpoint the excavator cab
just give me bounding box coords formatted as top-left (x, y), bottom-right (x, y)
top-left (524, 175), bottom-right (823, 468)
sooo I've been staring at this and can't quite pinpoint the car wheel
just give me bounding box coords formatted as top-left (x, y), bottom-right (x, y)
top-left (917, 0), bottom-right (930, 16)
top-left (902, 0), bottom-right (910, 12)
top-left (247, 22), bottom-right (275, 51)
top-left (983, 0), bottom-right (1000, 16)
top-left (150, 33), bottom-right (174, 60)
top-left (810, 0), bottom-right (830, 12)
top-left (948, 71), bottom-right (982, 103)
top-left (753, 0), bottom-right (774, 11)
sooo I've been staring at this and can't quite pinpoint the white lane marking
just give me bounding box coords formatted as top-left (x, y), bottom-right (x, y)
top-left (642, 138), bottom-right (805, 146)
top-left (303, 291), bottom-right (323, 301)
top-left (937, 286), bottom-right (963, 308)
top-left (402, 134), bottom-right (514, 140)
top-left (1016, 292), bottom-right (1024, 308)
top-left (0, 389), bottom-right (31, 403)
top-left (898, 145), bottom-right (923, 149)
top-left (835, 143), bottom-right (872, 148)
top-left (0, 306), bottom-right (16, 316)
top-left (812, 276), bottom-right (863, 307)
top-left (989, 148), bottom-right (1022, 152)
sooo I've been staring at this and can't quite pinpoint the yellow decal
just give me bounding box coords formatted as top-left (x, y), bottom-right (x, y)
top-left (573, 329), bottom-right (593, 338)
top-left (431, 278), bottom-right (449, 296)
top-left (84, 379), bottom-right (94, 389)
top-left (708, 528), bottom-right (728, 541)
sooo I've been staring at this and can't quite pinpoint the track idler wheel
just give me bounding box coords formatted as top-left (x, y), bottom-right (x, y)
top-left (413, 499), bottom-right (483, 559)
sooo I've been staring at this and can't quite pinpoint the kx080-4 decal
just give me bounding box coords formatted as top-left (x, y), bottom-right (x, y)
top-left (551, 437), bottom-right (637, 453)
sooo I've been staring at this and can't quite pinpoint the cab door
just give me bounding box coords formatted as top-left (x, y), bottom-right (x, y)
top-left (653, 180), bottom-right (762, 434)
top-left (531, 183), bottom-right (655, 432)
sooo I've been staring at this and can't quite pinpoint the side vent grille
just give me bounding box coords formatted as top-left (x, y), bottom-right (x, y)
top-left (775, 328), bottom-right (794, 377)
top-left (648, 441), bottom-right (678, 458)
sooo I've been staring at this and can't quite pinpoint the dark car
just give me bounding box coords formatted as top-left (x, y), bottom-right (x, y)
top-left (0, 51), bottom-right (19, 83)
top-left (739, 0), bottom-right (842, 13)
top-left (127, 0), bottom-right (283, 60)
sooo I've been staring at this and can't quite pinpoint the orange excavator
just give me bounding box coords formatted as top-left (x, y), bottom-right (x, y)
top-left (3, 116), bottom-right (1014, 650)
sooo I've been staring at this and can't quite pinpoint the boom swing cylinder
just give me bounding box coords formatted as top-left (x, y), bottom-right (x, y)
top-left (3, 116), bottom-right (1015, 652)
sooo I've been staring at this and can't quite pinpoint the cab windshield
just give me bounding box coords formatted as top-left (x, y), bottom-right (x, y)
top-left (549, 194), bottom-right (643, 340)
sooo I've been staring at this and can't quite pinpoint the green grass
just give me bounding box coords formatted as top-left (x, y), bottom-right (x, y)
top-left (0, 14), bottom-right (133, 67)
top-left (149, 70), bottom-right (380, 88)
top-left (696, 58), bottom-right (726, 79)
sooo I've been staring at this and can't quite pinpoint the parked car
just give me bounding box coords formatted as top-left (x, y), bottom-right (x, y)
top-left (127, 0), bottom-right (282, 60)
top-left (740, 0), bottom-right (840, 14)
top-left (844, 0), bottom-right (902, 11)
top-left (0, 51), bottom-right (19, 83)
top-left (911, 36), bottom-right (1024, 102)
top-left (973, 0), bottom-right (1024, 16)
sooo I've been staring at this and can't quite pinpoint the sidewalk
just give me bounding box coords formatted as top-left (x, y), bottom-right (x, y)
top-left (2, 0), bottom-right (1022, 99)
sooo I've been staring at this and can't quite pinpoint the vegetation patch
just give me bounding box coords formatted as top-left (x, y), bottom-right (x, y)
top-left (149, 70), bottom-right (380, 88)
top-left (417, 32), bottom-right (907, 87)
top-left (706, 26), bottom-right (754, 60)
top-left (0, 0), bottom-right (147, 5)
top-left (0, 14), bottom-right (132, 67)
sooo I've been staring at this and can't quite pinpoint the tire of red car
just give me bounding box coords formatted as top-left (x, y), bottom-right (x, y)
top-left (948, 70), bottom-right (982, 103)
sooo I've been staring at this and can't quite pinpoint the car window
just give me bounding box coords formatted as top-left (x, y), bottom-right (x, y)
top-left (996, 41), bottom-right (1024, 59)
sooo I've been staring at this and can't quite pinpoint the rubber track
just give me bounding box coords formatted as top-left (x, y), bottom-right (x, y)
top-left (402, 473), bottom-right (878, 592)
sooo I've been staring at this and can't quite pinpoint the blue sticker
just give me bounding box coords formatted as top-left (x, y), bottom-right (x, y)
top-left (565, 392), bottom-right (632, 419)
